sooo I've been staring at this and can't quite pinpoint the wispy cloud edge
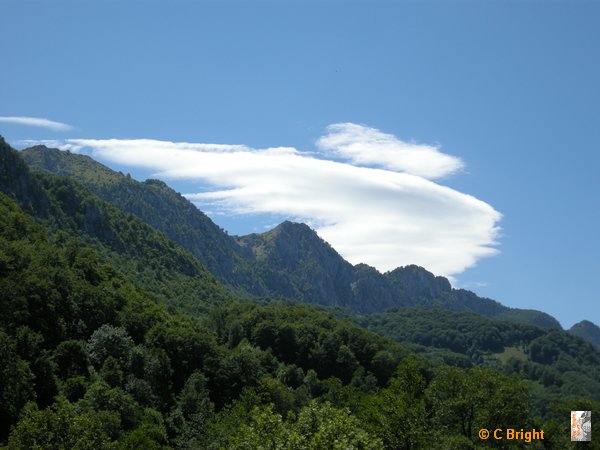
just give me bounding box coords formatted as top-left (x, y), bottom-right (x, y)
top-left (0, 116), bottom-right (73, 131)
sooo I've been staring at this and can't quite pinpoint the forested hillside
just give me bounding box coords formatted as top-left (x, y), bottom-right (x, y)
top-left (1, 138), bottom-right (230, 313)
top-left (0, 192), bottom-right (597, 448)
top-left (20, 144), bottom-right (253, 285)
top-left (356, 308), bottom-right (600, 418)
top-left (21, 144), bottom-right (561, 328)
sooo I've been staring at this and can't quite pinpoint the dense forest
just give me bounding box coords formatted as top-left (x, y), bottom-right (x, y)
top-left (354, 308), bottom-right (600, 419)
top-left (1, 138), bottom-right (599, 448)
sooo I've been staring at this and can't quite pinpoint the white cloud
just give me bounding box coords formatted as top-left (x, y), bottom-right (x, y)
top-left (0, 116), bottom-right (73, 131)
top-left (38, 124), bottom-right (501, 278)
top-left (317, 122), bottom-right (464, 179)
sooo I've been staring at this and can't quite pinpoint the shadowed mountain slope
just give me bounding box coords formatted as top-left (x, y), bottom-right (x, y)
top-left (1, 138), bottom-right (231, 312)
top-left (20, 145), bottom-right (250, 281)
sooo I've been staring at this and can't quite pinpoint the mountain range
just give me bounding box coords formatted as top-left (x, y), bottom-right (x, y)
top-left (19, 143), bottom-right (571, 330)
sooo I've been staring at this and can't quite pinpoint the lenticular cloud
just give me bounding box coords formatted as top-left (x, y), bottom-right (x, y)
top-left (317, 122), bottom-right (464, 179)
top-left (33, 123), bottom-right (501, 277)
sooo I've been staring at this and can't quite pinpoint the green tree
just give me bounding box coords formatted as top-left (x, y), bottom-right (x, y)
top-left (289, 401), bottom-right (382, 449)
top-left (168, 370), bottom-right (215, 448)
top-left (87, 324), bottom-right (134, 368)
top-left (426, 366), bottom-right (531, 447)
top-left (146, 319), bottom-right (216, 393)
top-left (0, 330), bottom-right (35, 440)
top-left (7, 397), bottom-right (119, 449)
top-left (257, 377), bottom-right (296, 417)
top-left (227, 404), bottom-right (288, 450)
top-left (228, 401), bottom-right (381, 450)
top-left (119, 408), bottom-right (168, 450)
top-left (53, 339), bottom-right (89, 379)
top-left (79, 381), bottom-right (142, 430)
top-left (368, 357), bottom-right (429, 450)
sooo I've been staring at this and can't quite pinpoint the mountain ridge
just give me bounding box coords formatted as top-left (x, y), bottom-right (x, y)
top-left (18, 144), bottom-right (568, 329)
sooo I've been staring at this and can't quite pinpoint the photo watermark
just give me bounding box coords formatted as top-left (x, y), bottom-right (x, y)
top-left (571, 411), bottom-right (591, 442)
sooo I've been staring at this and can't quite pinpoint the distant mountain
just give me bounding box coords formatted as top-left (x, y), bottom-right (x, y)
top-left (236, 221), bottom-right (561, 327)
top-left (569, 320), bottom-right (600, 348)
top-left (19, 144), bottom-right (562, 327)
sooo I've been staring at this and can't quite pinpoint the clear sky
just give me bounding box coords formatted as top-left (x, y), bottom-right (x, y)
top-left (1, 0), bottom-right (598, 329)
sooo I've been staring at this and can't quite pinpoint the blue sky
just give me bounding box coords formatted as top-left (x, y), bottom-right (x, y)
top-left (1, 0), bottom-right (598, 328)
